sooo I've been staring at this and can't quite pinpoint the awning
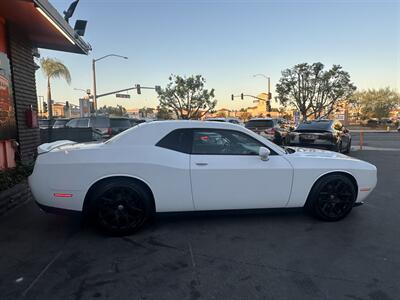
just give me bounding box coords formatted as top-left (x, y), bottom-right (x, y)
top-left (0, 0), bottom-right (91, 54)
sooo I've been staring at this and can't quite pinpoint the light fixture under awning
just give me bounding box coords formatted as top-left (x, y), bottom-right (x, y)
top-left (36, 6), bottom-right (76, 45)
top-left (0, 0), bottom-right (90, 54)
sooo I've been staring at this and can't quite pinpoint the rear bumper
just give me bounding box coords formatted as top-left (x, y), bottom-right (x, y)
top-left (36, 201), bottom-right (81, 216)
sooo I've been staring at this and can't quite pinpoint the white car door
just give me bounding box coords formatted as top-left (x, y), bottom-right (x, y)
top-left (190, 129), bottom-right (293, 211)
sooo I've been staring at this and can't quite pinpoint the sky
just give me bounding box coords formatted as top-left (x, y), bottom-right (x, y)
top-left (36, 0), bottom-right (400, 110)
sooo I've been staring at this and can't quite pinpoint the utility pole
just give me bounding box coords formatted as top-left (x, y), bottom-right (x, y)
top-left (92, 54), bottom-right (128, 114)
top-left (92, 59), bottom-right (97, 112)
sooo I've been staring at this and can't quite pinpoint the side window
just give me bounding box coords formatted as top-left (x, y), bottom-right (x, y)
top-left (67, 119), bottom-right (78, 127)
top-left (192, 129), bottom-right (266, 155)
top-left (156, 129), bottom-right (192, 154)
top-left (78, 119), bottom-right (89, 128)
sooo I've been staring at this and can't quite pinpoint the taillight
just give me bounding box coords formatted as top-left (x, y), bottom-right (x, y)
top-left (108, 128), bottom-right (112, 135)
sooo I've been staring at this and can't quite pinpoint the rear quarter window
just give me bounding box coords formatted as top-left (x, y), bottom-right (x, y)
top-left (156, 129), bottom-right (192, 154)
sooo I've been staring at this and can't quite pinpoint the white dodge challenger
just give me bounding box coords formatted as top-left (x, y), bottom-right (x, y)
top-left (29, 121), bottom-right (377, 235)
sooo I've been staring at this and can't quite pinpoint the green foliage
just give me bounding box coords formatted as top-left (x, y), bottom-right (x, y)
top-left (276, 63), bottom-right (356, 120)
top-left (157, 74), bottom-right (217, 119)
top-left (0, 164), bottom-right (33, 192)
top-left (40, 57), bottom-right (71, 84)
top-left (156, 107), bottom-right (173, 120)
top-left (350, 88), bottom-right (400, 119)
top-left (97, 105), bottom-right (127, 116)
top-left (139, 107), bottom-right (154, 118)
top-left (40, 57), bottom-right (71, 119)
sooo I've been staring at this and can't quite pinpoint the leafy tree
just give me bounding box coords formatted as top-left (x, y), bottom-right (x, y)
top-left (240, 111), bottom-right (252, 122)
top-left (40, 58), bottom-right (71, 119)
top-left (157, 74), bottom-right (217, 119)
top-left (156, 107), bottom-right (173, 120)
top-left (139, 107), bottom-right (154, 118)
top-left (97, 105), bottom-right (127, 116)
top-left (350, 88), bottom-right (400, 119)
top-left (215, 111), bottom-right (227, 118)
top-left (276, 63), bottom-right (356, 120)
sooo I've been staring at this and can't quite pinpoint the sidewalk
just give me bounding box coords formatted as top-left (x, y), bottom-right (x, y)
top-left (351, 145), bottom-right (400, 151)
top-left (350, 129), bottom-right (398, 133)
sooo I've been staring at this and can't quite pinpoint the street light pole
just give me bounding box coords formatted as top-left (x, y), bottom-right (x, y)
top-left (253, 73), bottom-right (270, 94)
top-left (92, 54), bottom-right (128, 113)
top-left (253, 73), bottom-right (271, 112)
top-left (92, 59), bottom-right (97, 111)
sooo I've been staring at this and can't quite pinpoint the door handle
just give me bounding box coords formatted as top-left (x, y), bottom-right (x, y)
top-left (195, 162), bottom-right (208, 166)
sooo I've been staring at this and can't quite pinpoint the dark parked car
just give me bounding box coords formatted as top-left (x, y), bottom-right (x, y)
top-left (245, 118), bottom-right (289, 145)
top-left (66, 116), bottom-right (132, 140)
top-left (38, 119), bottom-right (56, 129)
top-left (206, 117), bottom-right (243, 125)
top-left (129, 118), bottom-right (146, 127)
top-left (287, 119), bottom-right (351, 153)
top-left (52, 118), bottom-right (71, 129)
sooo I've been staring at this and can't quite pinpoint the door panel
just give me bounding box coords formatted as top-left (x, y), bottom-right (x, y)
top-left (190, 154), bottom-right (293, 211)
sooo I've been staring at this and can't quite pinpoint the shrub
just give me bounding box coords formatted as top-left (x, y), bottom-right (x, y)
top-left (0, 164), bottom-right (34, 192)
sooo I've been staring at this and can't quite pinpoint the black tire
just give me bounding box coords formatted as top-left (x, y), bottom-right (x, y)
top-left (91, 179), bottom-right (154, 236)
top-left (335, 141), bottom-right (342, 153)
top-left (305, 174), bottom-right (357, 221)
top-left (343, 140), bottom-right (351, 154)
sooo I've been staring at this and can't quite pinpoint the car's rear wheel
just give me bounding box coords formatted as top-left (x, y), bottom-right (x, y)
top-left (305, 174), bottom-right (357, 221)
top-left (91, 179), bottom-right (153, 235)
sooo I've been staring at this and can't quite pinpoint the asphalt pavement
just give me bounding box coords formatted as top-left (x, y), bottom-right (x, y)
top-left (0, 133), bottom-right (399, 300)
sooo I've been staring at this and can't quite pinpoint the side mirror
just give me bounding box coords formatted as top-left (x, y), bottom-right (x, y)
top-left (259, 147), bottom-right (270, 161)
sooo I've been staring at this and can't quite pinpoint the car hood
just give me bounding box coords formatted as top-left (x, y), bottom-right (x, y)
top-left (286, 147), bottom-right (354, 160)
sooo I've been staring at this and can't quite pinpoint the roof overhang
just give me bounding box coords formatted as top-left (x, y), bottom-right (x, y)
top-left (0, 0), bottom-right (91, 54)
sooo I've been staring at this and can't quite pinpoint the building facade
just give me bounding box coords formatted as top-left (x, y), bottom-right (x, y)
top-left (0, 0), bottom-right (90, 170)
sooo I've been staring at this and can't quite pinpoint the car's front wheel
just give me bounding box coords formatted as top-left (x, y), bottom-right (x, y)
top-left (91, 179), bottom-right (153, 235)
top-left (305, 174), bottom-right (357, 221)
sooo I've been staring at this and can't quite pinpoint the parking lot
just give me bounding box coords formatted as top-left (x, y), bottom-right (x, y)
top-left (0, 132), bottom-right (399, 300)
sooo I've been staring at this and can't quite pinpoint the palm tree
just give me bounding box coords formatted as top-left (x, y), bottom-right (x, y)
top-left (40, 58), bottom-right (71, 119)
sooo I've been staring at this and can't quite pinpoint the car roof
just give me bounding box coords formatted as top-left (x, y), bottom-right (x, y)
top-left (248, 118), bottom-right (273, 121)
top-left (303, 119), bottom-right (333, 123)
top-left (106, 120), bottom-right (285, 154)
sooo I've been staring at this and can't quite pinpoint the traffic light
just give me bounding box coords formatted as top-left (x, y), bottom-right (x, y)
top-left (231, 94), bottom-right (234, 101)
top-left (155, 85), bottom-right (161, 93)
top-left (43, 101), bottom-right (48, 113)
top-left (240, 93), bottom-right (244, 100)
top-left (268, 92), bottom-right (272, 100)
top-left (65, 101), bottom-right (69, 109)
top-left (136, 84), bottom-right (141, 95)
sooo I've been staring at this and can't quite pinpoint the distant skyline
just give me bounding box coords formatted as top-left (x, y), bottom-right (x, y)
top-left (36, 0), bottom-right (400, 110)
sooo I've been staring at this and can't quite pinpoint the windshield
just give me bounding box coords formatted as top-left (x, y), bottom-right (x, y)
top-left (110, 119), bottom-right (131, 128)
top-left (295, 121), bottom-right (332, 131)
top-left (245, 120), bottom-right (274, 128)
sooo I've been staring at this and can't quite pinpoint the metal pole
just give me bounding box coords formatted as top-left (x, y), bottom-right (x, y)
top-left (92, 59), bottom-right (97, 113)
top-left (267, 77), bottom-right (270, 94)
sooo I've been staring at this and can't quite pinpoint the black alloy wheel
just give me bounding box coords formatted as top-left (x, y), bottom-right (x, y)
top-left (92, 179), bottom-right (153, 235)
top-left (305, 174), bottom-right (357, 221)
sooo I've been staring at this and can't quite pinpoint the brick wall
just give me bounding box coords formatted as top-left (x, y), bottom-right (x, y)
top-left (7, 24), bottom-right (40, 164)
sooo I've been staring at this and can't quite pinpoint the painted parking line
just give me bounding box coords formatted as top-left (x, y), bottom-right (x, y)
top-left (351, 145), bottom-right (400, 151)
